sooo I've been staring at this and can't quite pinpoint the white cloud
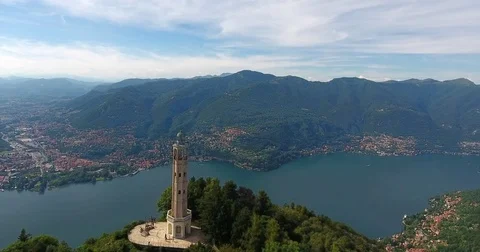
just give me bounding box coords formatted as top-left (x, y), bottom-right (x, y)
top-left (1, 37), bottom-right (479, 82)
top-left (1, 1), bottom-right (479, 82)
top-left (36, 0), bottom-right (480, 53)
top-left (0, 37), bottom-right (329, 81)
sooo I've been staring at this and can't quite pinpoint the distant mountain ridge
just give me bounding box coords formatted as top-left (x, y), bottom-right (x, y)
top-left (66, 70), bottom-right (480, 169)
top-left (0, 77), bottom-right (101, 98)
top-left (91, 73), bottom-right (234, 92)
top-left (92, 78), bottom-right (163, 92)
top-left (383, 77), bottom-right (476, 86)
top-left (192, 72), bottom-right (233, 79)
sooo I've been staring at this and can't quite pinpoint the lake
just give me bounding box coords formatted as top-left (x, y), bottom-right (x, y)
top-left (1, 153), bottom-right (480, 248)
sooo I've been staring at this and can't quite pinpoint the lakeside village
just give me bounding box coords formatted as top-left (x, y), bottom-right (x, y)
top-left (1, 101), bottom-right (480, 192)
top-left (2, 123), bottom-right (480, 193)
top-left (0, 124), bottom-right (405, 192)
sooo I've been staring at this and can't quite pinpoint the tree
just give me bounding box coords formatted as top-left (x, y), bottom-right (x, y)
top-left (274, 204), bottom-right (314, 240)
top-left (236, 187), bottom-right (256, 210)
top-left (266, 218), bottom-right (282, 243)
top-left (84, 237), bottom-right (97, 245)
top-left (198, 178), bottom-right (224, 243)
top-left (5, 235), bottom-right (72, 252)
top-left (46, 245), bottom-right (56, 252)
top-left (230, 207), bottom-right (252, 246)
top-left (233, 186), bottom-right (256, 218)
top-left (185, 243), bottom-right (214, 252)
top-left (189, 177), bottom-right (207, 218)
top-left (254, 190), bottom-right (273, 216)
top-left (57, 241), bottom-right (72, 252)
top-left (245, 214), bottom-right (267, 252)
top-left (18, 228), bottom-right (31, 242)
top-left (218, 244), bottom-right (244, 252)
top-left (222, 180), bottom-right (238, 201)
top-left (157, 186), bottom-right (172, 220)
top-left (216, 196), bottom-right (234, 244)
top-left (264, 240), bottom-right (301, 252)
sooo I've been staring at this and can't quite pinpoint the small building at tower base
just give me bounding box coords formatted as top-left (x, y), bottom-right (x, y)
top-left (166, 209), bottom-right (192, 239)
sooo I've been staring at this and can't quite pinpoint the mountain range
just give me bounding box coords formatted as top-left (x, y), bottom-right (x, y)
top-left (64, 70), bottom-right (480, 169)
top-left (0, 77), bottom-right (101, 98)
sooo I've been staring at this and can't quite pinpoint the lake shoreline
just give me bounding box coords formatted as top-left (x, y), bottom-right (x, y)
top-left (3, 151), bottom-right (480, 193)
top-left (2, 153), bottom-right (480, 248)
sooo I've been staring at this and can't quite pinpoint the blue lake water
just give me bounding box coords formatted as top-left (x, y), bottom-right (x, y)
top-left (1, 153), bottom-right (480, 248)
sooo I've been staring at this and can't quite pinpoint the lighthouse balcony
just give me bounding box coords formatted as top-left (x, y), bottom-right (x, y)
top-left (166, 209), bottom-right (192, 222)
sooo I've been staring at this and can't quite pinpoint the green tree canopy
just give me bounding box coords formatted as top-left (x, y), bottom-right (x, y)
top-left (18, 228), bottom-right (31, 242)
top-left (157, 186), bottom-right (172, 220)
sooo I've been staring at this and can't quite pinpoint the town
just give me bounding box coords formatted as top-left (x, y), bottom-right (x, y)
top-left (0, 99), bottom-right (170, 192)
top-left (1, 98), bottom-right (480, 192)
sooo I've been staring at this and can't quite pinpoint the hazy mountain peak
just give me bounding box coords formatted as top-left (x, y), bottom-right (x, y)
top-left (192, 72), bottom-right (232, 79)
top-left (220, 70), bottom-right (277, 82)
top-left (443, 78), bottom-right (476, 86)
top-left (328, 77), bottom-right (374, 84)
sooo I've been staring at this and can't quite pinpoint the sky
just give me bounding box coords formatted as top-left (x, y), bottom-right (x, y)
top-left (0, 0), bottom-right (479, 82)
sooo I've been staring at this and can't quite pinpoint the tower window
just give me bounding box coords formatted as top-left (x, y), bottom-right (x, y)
top-left (174, 172), bottom-right (176, 177)
top-left (184, 172), bottom-right (186, 177)
top-left (178, 190), bottom-right (181, 194)
top-left (183, 190), bottom-right (185, 194)
top-left (179, 173), bottom-right (182, 177)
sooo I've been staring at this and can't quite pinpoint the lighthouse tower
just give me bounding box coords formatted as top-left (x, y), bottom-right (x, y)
top-left (167, 131), bottom-right (192, 239)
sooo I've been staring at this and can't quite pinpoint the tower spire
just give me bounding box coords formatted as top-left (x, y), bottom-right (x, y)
top-left (166, 131), bottom-right (192, 239)
top-left (176, 130), bottom-right (185, 144)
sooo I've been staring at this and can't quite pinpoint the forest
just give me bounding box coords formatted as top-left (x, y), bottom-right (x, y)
top-left (159, 177), bottom-right (382, 251)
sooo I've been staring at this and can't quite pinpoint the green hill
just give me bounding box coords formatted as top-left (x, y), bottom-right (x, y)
top-left (384, 189), bottom-right (480, 251)
top-left (66, 71), bottom-right (480, 169)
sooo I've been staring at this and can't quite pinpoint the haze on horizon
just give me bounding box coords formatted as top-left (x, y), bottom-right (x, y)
top-left (0, 0), bottom-right (479, 83)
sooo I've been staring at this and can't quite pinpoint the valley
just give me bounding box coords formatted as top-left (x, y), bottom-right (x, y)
top-left (1, 71), bottom-right (480, 192)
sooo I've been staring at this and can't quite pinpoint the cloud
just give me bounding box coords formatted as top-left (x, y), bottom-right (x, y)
top-left (1, 37), bottom-right (479, 83)
top-left (35, 0), bottom-right (480, 53)
top-left (0, 37), bottom-right (333, 81)
top-left (1, 1), bottom-right (479, 82)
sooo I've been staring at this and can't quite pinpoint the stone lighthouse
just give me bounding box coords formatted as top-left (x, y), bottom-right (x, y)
top-left (167, 131), bottom-right (192, 239)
